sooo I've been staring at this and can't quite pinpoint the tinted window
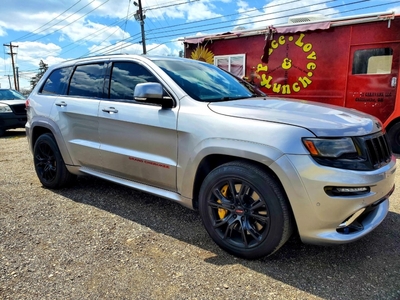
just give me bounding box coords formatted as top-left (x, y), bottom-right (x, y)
top-left (69, 63), bottom-right (104, 97)
top-left (109, 62), bottom-right (158, 100)
top-left (153, 59), bottom-right (253, 102)
top-left (352, 48), bottom-right (393, 75)
top-left (0, 89), bottom-right (25, 100)
top-left (41, 67), bottom-right (72, 95)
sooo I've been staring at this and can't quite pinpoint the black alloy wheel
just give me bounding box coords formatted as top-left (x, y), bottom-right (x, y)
top-left (33, 133), bottom-right (76, 189)
top-left (199, 161), bottom-right (293, 259)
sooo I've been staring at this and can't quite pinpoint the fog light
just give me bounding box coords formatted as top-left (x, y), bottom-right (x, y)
top-left (325, 186), bottom-right (370, 196)
top-left (336, 187), bottom-right (368, 193)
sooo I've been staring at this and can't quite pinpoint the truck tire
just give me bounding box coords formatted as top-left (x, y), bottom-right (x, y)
top-left (198, 161), bottom-right (293, 259)
top-left (33, 133), bottom-right (76, 189)
top-left (388, 123), bottom-right (400, 154)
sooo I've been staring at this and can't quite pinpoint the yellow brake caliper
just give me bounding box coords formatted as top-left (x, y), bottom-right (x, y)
top-left (217, 184), bottom-right (229, 219)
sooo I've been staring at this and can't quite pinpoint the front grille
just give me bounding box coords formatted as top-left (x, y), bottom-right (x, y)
top-left (10, 103), bottom-right (27, 115)
top-left (364, 133), bottom-right (391, 169)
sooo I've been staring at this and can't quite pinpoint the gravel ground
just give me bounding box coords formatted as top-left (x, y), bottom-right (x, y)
top-left (1, 129), bottom-right (399, 300)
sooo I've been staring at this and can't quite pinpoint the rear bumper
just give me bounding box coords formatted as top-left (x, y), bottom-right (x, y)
top-left (271, 154), bottom-right (396, 245)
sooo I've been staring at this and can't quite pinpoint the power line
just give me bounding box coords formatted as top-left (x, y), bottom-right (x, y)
top-left (90, 0), bottom-right (366, 56)
top-left (28, 0), bottom-right (110, 43)
top-left (13, 0), bottom-right (84, 42)
top-left (124, 0), bottom-right (393, 55)
top-left (4, 0), bottom-right (397, 64)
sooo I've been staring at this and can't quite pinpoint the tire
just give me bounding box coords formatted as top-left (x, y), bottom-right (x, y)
top-left (33, 133), bottom-right (76, 189)
top-left (199, 161), bottom-right (293, 259)
top-left (388, 123), bottom-right (400, 154)
top-left (0, 128), bottom-right (5, 137)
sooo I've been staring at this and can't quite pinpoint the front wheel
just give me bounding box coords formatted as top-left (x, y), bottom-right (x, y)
top-left (388, 123), bottom-right (400, 154)
top-left (199, 161), bottom-right (293, 259)
top-left (33, 133), bottom-right (76, 189)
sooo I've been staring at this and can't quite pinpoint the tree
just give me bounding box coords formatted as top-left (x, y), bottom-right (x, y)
top-left (30, 60), bottom-right (48, 89)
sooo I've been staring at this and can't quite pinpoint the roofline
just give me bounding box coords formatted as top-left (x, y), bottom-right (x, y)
top-left (182, 11), bottom-right (397, 43)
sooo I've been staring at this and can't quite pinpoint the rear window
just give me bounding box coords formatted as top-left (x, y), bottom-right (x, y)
top-left (68, 63), bottom-right (105, 98)
top-left (41, 67), bottom-right (72, 95)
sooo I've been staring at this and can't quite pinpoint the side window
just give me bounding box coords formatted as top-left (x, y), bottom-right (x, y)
top-left (68, 63), bottom-right (104, 97)
top-left (40, 67), bottom-right (72, 95)
top-left (109, 62), bottom-right (159, 100)
top-left (214, 54), bottom-right (246, 78)
top-left (352, 48), bottom-right (393, 75)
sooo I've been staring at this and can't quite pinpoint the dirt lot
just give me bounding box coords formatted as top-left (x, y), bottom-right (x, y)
top-left (1, 129), bottom-right (399, 300)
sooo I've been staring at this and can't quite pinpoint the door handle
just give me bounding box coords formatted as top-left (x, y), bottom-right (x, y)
top-left (102, 107), bottom-right (118, 114)
top-left (55, 101), bottom-right (67, 107)
top-left (391, 77), bottom-right (397, 88)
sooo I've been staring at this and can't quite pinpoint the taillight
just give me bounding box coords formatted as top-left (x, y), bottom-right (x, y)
top-left (25, 99), bottom-right (30, 108)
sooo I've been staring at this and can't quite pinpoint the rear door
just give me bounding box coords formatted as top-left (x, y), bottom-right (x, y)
top-left (98, 61), bottom-right (178, 191)
top-left (346, 43), bottom-right (399, 124)
top-left (49, 62), bottom-right (105, 168)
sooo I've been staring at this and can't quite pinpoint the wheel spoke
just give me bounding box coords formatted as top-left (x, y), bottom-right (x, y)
top-left (214, 214), bottom-right (233, 228)
top-left (243, 219), bottom-right (262, 241)
top-left (250, 213), bottom-right (270, 224)
top-left (240, 229), bottom-right (249, 247)
top-left (227, 180), bottom-right (237, 204)
top-left (237, 183), bottom-right (252, 206)
top-left (212, 189), bottom-right (232, 210)
top-left (250, 199), bottom-right (265, 210)
top-left (223, 216), bottom-right (239, 239)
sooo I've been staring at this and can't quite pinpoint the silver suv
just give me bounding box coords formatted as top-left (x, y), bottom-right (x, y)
top-left (26, 55), bottom-right (396, 259)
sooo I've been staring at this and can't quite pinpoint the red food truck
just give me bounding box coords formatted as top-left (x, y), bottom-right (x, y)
top-left (183, 12), bottom-right (400, 152)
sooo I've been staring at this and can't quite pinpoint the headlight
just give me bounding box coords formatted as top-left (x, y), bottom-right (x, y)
top-left (0, 103), bottom-right (12, 113)
top-left (303, 137), bottom-right (357, 157)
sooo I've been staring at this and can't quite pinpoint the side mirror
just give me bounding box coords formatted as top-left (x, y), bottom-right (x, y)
top-left (134, 82), bottom-right (174, 109)
top-left (134, 82), bottom-right (163, 100)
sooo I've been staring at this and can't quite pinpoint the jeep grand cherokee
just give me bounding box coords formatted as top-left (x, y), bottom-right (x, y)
top-left (25, 55), bottom-right (396, 259)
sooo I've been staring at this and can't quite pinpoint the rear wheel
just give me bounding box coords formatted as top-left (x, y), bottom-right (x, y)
top-left (33, 133), bottom-right (76, 189)
top-left (199, 161), bottom-right (293, 259)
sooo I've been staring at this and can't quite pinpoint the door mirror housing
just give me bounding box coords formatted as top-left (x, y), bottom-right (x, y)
top-left (134, 82), bottom-right (174, 109)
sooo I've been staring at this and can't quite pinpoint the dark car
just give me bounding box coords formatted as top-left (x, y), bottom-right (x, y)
top-left (0, 89), bottom-right (27, 136)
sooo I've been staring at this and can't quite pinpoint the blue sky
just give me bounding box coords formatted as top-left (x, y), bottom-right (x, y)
top-left (1, 0), bottom-right (399, 90)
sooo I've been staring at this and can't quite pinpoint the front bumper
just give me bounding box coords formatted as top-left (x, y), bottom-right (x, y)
top-left (271, 154), bottom-right (396, 245)
top-left (0, 113), bottom-right (27, 131)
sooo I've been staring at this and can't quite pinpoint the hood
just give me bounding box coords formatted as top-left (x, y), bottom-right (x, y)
top-left (208, 98), bottom-right (382, 137)
top-left (0, 99), bottom-right (26, 106)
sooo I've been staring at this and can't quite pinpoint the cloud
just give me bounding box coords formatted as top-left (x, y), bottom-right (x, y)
top-left (17, 41), bottom-right (62, 64)
top-left (146, 0), bottom-right (223, 22)
top-left (387, 5), bottom-right (400, 13)
top-left (60, 20), bottom-right (128, 43)
top-left (0, 26), bottom-right (6, 37)
top-left (234, 0), bottom-right (339, 29)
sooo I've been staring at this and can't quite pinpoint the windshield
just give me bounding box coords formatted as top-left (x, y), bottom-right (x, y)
top-left (0, 89), bottom-right (25, 100)
top-left (152, 59), bottom-right (254, 102)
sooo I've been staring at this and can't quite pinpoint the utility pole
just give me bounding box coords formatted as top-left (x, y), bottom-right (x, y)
top-left (16, 67), bottom-right (20, 91)
top-left (3, 42), bottom-right (19, 91)
top-left (134, 0), bottom-right (146, 54)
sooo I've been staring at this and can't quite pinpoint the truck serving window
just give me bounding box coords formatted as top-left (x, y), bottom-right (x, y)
top-left (214, 54), bottom-right (245, 78)
top-left (352, 48), bottom-right (393, 75)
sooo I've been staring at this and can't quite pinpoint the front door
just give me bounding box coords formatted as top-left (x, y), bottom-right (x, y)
top-left (346, 43), bottom-right (399, 124)
top-left (98, 61), bottom-right (178, 191)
